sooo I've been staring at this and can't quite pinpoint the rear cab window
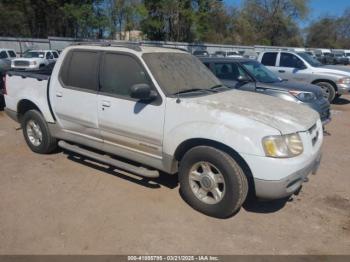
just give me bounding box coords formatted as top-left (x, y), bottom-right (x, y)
top-left (261, 52), bottom-right (277, 66)
top-left (59, 50), bottom-right (100, 92)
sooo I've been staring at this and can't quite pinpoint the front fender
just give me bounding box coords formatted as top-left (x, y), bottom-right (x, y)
top-left (163, 121), bottom-right (276, 158)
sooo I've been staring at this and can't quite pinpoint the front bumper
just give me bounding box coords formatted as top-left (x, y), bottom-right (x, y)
top-left (253, 152), bottom-right (322, 199)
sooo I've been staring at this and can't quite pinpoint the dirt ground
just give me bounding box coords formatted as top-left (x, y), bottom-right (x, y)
top-left (0, 96), bottom-right (349, 255)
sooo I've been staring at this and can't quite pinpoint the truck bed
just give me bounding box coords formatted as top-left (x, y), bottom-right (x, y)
top-left (5, 70), bottom-right (55, 123)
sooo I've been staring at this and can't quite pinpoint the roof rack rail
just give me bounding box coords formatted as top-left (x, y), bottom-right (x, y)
top-left (71, 41), bottom-right (142, 52)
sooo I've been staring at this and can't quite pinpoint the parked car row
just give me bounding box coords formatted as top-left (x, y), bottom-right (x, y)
top-left (200, 57), bottom-right (331, 125)
top-left (4, 43), bottom-right (324, 218)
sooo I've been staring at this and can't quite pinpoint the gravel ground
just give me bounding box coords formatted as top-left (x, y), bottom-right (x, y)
top-left (0, 96), bottom-right (349, 255)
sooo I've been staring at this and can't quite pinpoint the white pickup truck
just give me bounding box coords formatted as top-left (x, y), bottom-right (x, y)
top-left (11, 50), bottom-right (59, 71)
top-left (257, 51), bottom-right (350, 102)
top-left (4, 43), bottom-right (323, 218)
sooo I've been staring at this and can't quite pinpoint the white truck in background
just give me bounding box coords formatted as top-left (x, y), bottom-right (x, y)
top-left (4, 43), bottom-right (323, 218)
top-left (257, 50), bottom-right (350, 102)
top-left (11, 50), bottom-right (59, 71)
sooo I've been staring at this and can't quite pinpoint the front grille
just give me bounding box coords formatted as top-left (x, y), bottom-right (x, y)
top-left (14, 60), bottom-right (30, 66)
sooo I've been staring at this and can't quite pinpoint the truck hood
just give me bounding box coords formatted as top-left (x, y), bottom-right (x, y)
top-left (311, 65), bottom-right (350, 77)
top-left (188, 90), bottom-right (319, 134)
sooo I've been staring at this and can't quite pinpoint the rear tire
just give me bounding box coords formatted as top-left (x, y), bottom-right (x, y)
top-left (179, 146), bottom-right (248, 218)
top-left (21, 110), bottom-right (57, 154)
top-left (314, 81), bottom-right (336, 103)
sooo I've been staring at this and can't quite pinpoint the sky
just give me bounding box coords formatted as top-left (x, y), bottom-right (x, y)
top-left (224, 0), bottom-right (350, 27)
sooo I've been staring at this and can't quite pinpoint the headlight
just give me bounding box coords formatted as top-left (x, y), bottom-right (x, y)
top-left (289, 90), bottom-right (316, 102)
top-left (30, 61), bottom-right (37, 65)
top-left (262, 133), bottom-right (303, 158)
top-left (337, 77), bottom-right (350, 85)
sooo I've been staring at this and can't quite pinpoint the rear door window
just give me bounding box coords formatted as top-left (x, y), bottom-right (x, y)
top-left (99, 53), bottom-right (152, 98)
top-left (60, 50), bottom-right (99, 92)
top-left (261, 52), bottom-right (277, 66)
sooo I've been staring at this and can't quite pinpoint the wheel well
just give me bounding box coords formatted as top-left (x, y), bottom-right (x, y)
top-left (17, 100), bottom-right (41, 121)
top-left (174, 138), bottom-right (255, 196)
top-left (312, 79), bottom-right (338, 91)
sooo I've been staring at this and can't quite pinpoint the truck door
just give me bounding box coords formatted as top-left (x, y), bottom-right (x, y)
top-left (50, 49), bottom-right (101, 141)
top-left (277, 52), bottom-right (307, 82)
top-left (97, 52), bottom-right (165, 161)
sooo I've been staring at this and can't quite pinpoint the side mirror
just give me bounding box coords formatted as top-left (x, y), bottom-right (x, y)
top-left (237, 75), bottom-right (250, 83)
top-left (130, 83), bottom-right (157, 101)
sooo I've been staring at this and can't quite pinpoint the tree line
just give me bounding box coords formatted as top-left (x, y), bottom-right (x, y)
top-left (0, 0), bottom-right (349, 49)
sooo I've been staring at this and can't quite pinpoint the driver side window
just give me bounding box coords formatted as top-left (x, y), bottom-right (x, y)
top-left (280, 53), bottom-right (304, 68)
top-left (214, 63), bottom-right (248, 81)
top-left (46, 52), bottom-right (53, 59)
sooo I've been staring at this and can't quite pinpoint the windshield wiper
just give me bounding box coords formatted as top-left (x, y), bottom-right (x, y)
top-left (172, 88), bottom-right (209, 95)
top-left (209, 84), bottom-right (230, 91)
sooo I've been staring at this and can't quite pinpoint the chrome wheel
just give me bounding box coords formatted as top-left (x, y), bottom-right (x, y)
top-left (189, 161), bottom-right (226, 205)
top-left (319, 85), bottom-right (330, 100)
top-left (26, 120), bottom-right (43, 146)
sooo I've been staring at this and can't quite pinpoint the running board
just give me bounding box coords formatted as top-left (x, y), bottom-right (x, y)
top-left (58, 140), bottom-right (159, 178)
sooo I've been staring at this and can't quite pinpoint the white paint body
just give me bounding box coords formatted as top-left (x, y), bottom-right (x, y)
top-left (5, 45), bottom-right (324, 199)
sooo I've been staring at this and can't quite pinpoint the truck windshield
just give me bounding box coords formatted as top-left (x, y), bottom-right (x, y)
top-left (142, 52), bottom-right (222, 96)
top-left (241, 60), bottom-right (280, 83)
top-left (297, 52), bottom-right (323, 67)
top-left (23, 52), bottom-right (45, 58)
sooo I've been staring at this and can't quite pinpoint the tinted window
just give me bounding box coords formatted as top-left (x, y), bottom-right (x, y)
top-left (0, 51), bottom-right (8, 59)
top-left (100, 53), bottom-right (152, 97)
top-left (280, 53), bottom-right (303, 68)
top-left (8, 51), bottom-right (16, 57)
top-left (62, 50), bottom-right (99, 91)
top-left (52, 51), bottom-right (59, 58)
top-left (214, 63), bottom-right (248, 80)
top-left (46, 52), bottom-right (53, 59)
top-left (261, 52), bottom-right (277, 66)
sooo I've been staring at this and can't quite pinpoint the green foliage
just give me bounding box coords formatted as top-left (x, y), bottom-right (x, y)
top-left (306, 9), bottom-right (350, 49)
top-left (0, 0), bottom-right (349, 49)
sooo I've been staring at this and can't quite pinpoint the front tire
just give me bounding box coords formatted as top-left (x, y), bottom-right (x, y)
top-left (22, 110), bottom-right (57, 154)
top-left (315, 81), bottom-right (336, 102)
top-left (179, 146), bottom-right (248, 218)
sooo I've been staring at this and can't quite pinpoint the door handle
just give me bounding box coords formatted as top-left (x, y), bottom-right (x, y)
top-left (278, 70), bottom-right (286, 73)
top-left (102, 101), bottom-right (111, 108)
top-left (56, 92), bottom-right (63, 97)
